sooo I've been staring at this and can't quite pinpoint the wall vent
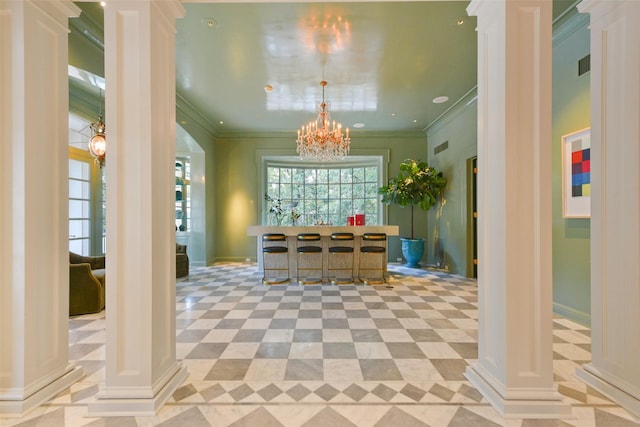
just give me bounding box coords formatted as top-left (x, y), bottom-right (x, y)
top-left (434, 140), bottom-right (449, 155)
top-left (578, 54), bottom-right (591, 76)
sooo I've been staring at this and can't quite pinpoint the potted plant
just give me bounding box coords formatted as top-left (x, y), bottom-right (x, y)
top-left (378, 159), bottom-right (446, 267)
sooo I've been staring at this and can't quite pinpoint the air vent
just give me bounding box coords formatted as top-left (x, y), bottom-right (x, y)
top-left (578, 54), bottom-right (590, 76)
top-left (434, 140), bottom-right (449, 155)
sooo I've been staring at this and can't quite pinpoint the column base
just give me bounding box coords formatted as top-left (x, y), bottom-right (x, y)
top-left (87, 363), bottom-right (188, 417)
top-left (0, 363), bottom-right (83, 418)
top-left (465, 364), bottom-right (572, 419)
top-left (576, 364), bottom-right (640, 418)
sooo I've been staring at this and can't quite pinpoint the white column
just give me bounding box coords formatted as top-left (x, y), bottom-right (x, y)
top-left (575, 0), bottom-right (640, 418)
top-left (0, 0), bottom-right (83, 417)
top-left (87, 0), bottom-right (187, 416)
top-left (465, 0), bottom-right (571, 418)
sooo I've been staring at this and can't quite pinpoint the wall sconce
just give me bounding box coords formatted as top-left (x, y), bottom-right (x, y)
top-left (88, 115), bottom-right (106, 168)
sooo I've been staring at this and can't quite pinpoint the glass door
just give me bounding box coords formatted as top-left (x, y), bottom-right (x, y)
top-left (69, 158), bottom-right (91, 255)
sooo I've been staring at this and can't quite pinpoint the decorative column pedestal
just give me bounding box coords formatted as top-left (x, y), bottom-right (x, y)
top-left (0, 0), bottom-right (83, 417)
top-left (575, 0), bottom-right (640, 419)
top-left (87, 0), bottom-right (187, 416)
top-left (465, 0), bottom-right (571, 418)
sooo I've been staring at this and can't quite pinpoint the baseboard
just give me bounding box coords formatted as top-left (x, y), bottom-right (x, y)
top-left (553, 302), bottom-right (590, 327)
top-left (211, 257), bottom-right (255, 264)
top-left (576, 364), bottom-right (640, 419)
top-left (0, 364), bottom-right (83, 418)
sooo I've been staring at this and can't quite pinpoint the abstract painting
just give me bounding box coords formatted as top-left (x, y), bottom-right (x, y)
top-left (562, 128), bottom-right (591, 218)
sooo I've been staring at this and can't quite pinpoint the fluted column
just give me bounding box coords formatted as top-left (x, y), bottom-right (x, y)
top-left (0, 0), bottom-right (83, 417)
top-left (575, 0), bottom-right (640, 418)
top-left (87, 0), bottom-right (187, 416)
top-left (465, 0), bottom-right (571, 418)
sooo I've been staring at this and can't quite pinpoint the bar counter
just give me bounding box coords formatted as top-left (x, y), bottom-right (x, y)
top-left (247, 225), bottom-right (399, 281)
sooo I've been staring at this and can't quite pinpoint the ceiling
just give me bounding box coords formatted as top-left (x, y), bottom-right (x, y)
top-left (75, 1), bottom-right (578, 137)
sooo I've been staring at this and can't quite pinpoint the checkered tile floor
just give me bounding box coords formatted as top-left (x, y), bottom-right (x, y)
top-left (6, 263), bottom-right (640, 426)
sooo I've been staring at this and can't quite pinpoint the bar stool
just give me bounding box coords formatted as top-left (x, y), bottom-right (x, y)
top-left (327, 232), bottom-right (355, 284)
top-left (296, 233), bottom-right (323, 284)
top-left (358, 233), bottom-right (387, 285)
top-left (262, 233), bottom-right (289, 285)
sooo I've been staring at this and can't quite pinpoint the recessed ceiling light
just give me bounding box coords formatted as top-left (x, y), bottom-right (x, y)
top-left (457, 19), bottom-right (464, 25)
top-left (433, 96), bottom-right (449, 104)
top-left (219, 121), bottom-right (224, 125)
top-left (264, 85), bottom-right (273, 93)
top-left (391, 113), bottom-right (396, 116)
top-left (100, 1), bottom-right (106, 7)
top-left (202, 18), bottom-right (217, 28)
top-left (413, 119), bottom-right (417, 123)
top-left (353, 123), bottom-right (365, 128)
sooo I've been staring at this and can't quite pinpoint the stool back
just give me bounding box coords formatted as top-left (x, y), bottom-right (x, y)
top-left (330, 232), bottom-right (354, 241)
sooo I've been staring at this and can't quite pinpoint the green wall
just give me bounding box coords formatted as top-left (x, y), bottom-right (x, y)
top-left (421, 13), bottom-right (592, 327)
top-left (212, 132), bottom-right (429, 263)
top-left (425, 91), bottom-right (478, 277)
top-left (551, 13), bottom-right (591, 326)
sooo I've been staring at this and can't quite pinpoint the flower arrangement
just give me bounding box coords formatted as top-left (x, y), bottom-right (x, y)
top-left (265, 194), bottom-right (285, 225)
top-left (378, 159), bottom-right (446, 239)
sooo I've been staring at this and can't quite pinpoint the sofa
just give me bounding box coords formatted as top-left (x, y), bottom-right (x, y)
top-left (69, 252), bottom-right (106, 316)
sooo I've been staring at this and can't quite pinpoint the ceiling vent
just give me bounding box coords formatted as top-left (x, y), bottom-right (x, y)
top-left (434, 140), bottom-right (449, 156)
top-left (578, 54), bottom-right (591, 76)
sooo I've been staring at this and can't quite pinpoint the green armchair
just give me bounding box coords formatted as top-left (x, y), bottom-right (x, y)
top-left (69, 252), bottom-right (106, 316)
top-left (176, 243), bottom-right (189, 278)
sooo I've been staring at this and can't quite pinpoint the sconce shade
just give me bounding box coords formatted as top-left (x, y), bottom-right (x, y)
top-left (88, 115), bottom-right (106, 167)
top-left (88, 134), bottom-right (106, 157)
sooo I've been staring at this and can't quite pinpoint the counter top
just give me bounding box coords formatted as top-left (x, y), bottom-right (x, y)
top-left (247, 225), bottom-right (399, 237)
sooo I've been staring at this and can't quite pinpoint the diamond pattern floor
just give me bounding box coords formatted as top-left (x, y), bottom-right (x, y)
top-left (5, 263), bottom-right (640, 426)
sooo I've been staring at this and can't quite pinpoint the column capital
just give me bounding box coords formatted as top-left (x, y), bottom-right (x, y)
top-left (105, 0), bottom-right (185, 21)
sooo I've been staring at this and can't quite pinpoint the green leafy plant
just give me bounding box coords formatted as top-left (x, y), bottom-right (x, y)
top-left (378, 159), bottom-right (446, 239)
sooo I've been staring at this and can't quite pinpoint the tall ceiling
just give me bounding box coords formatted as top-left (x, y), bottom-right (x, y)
top-left (75, 1), bottom-right (578, 137)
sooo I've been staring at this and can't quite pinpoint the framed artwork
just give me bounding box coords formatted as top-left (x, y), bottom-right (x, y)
top-left (562, 128), bottom-right (591, 218)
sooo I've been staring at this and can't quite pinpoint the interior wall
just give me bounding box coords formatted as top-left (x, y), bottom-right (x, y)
top-left (551, 12), bottom-right (591, 326)
top-left (425, 90), bottom-right (478, 277)
top-left (176, 102), bottom-right (217, 266)
top-left (213, 132), bottom-right (428, 263)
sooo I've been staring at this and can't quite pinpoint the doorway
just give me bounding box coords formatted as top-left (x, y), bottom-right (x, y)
top-left (466, 156), bottom-right (478, 279)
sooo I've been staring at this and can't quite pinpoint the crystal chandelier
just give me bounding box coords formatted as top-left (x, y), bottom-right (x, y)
top-left (296, 81), bottom-right (350, 161)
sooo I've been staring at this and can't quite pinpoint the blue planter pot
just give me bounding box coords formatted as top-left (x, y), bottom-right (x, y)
top-left (401, 238), bottom-right (425, 268)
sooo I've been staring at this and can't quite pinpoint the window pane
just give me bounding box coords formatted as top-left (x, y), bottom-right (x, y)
top-left (365, 167), bottom-right (377, 182)
top-left (69, 238), bottom-right (89, 255)
top-left (353, 168), bottom-right (364, 183)
top-left (69, 160), bottom-right (89, 180)
top-left (302, 169), bottom-right (314, 184)
top-left (341, 184), bottom-right (352, 199)
top-left (69, 179), bottom-right (89, 199)
top-left (69, 219), bottom-right (90, 239)
top-left (328, 184), bottom-right (340, 199)
top-left (293, 169), bottom-right (305, 184)
top-left (69, 199), bottom-right (90, 218)
top-left (328, 169), bottom-right (340, 183)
